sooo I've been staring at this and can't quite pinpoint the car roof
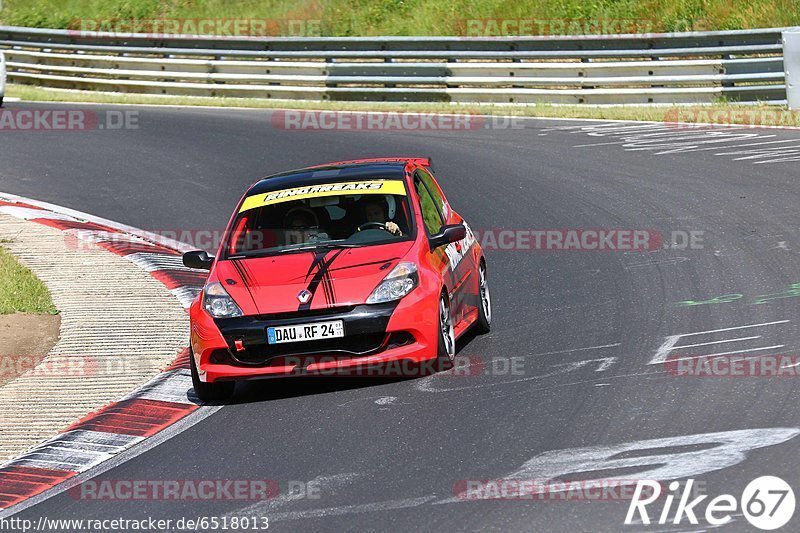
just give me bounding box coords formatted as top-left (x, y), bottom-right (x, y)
top-left (248, 162), bottom-right (408, 196)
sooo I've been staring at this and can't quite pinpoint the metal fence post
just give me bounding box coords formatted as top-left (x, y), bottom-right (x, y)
top-left (785, 30), bottom-right (800, 109)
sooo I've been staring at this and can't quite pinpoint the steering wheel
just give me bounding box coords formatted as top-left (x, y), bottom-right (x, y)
top-left (357, 222), bottom-right (391, 232)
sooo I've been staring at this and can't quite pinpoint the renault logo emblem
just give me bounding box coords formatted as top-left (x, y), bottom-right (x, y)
top-left (297, 289), bottom-right (312, 303)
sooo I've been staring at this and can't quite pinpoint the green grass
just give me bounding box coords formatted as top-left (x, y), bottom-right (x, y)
top-left (0, 0), bottom-right (799, 35)
top-left (0, 243), bottom-right (59, 315)
top-left (8, 83), bottom-right (800, 128)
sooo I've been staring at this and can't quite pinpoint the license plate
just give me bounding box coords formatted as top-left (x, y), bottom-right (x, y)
top-left (267, 320), bottom-right (344, 345)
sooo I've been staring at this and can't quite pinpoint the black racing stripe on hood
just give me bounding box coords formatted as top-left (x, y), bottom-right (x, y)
top-left (327, 257), bottom-right (401, 272)
top-left (327, 270), bottom-right (337, 304)
top-left (299, 249), bottom-right (345, 311)
top-left (322, 267), bottom-right (336, 306)
top-left (239, 260), bottom-right (256, 287)
top-left (230, 259), bottom-right (258, 309)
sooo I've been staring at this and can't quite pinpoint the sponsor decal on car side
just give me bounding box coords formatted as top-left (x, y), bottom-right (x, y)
top-left (445, 222), bottom-right (476, 271)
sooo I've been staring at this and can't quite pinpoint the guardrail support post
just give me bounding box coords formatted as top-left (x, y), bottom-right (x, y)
top-left (785, 30), bottom-right (800, 109)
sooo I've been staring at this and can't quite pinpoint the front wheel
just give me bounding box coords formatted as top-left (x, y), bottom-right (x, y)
top-left (436, 292), bottom-right (456, 369)
top-left (189, 348), bottom-right (235, 402)
top-left (474, 261), bottom-right (492, 334)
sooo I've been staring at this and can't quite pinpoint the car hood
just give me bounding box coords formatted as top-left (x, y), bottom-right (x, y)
top-left (214, 241), bottom-right (415, 315)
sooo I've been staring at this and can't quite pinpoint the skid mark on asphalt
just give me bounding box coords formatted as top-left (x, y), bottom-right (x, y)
top-left (225, 473), bottom-right (364, 518)
top-left (336, 396), bottom-right (401, 408)
top-left (523, 343), bottom-right (621, 358)
top-left (539, 122), bottom-right (800, 164)
top-left (624, 257), bottom-right (689, 270)
top-left (429, 370), bottom-right (669, 404)
top-left (415, 353), bottom-right (619, 393)
top-left (268, 496), bottom-right (437, 522)
top-left (245, 428), bottom-right (800, 524)
top-left (416, 318), bottom-right (794, 397)
top-left (374, 396), bottom-right (397, 405)
top-left (335, 367), bottom-right (667, 408)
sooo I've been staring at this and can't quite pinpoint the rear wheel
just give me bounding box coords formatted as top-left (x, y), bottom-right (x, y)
top-left (436, 292), bottom-right (456, 370)
top-left (189, 348), bottom-right (235, 402)
top-left (474, 261), bottom-right (492, 334)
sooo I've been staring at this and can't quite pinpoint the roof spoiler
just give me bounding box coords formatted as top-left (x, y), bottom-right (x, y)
top-left (306, 157), bottom-right (434, 172)
top-left (409, 157), bottom-right (434, 171)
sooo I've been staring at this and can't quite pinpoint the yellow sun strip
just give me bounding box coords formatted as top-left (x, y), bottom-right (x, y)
top-left (239, 179), bottom-right (407, 213)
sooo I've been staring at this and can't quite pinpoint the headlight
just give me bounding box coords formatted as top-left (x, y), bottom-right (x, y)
top-left (203, 281), bottom-right (243, 318)
top-left (367, 262), bottom-right (419, 304)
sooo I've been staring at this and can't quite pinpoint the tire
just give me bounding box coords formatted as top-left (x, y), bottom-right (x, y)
top-left (436, 292), bottom-right (456, 370)
top-left (474, 260), bottom-right (492, 334)
top-left (189, 348), bottom-right (235, 402)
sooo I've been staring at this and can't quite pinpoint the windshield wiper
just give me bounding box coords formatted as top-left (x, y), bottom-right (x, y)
top-left (278, 242), bottom-right (362, 254)
top-left (227, 242), bottom-right (361, 260)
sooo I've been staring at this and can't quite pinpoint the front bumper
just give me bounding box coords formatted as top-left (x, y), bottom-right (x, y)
top-left (190, 289), bottom-right (439, 382)
top-left (216, 303), bottom-right (399, 364)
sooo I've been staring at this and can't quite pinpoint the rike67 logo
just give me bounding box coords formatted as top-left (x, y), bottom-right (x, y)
top-left (626, 476), bottom-right (795, 530)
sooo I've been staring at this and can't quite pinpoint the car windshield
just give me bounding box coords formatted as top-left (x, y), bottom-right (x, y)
top-left (225, 179), bottom-right (414, 258)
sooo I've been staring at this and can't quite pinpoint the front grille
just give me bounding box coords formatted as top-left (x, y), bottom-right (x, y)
top-left (214, 302), bottom-right (401, 367)
top-left (255, 306), bottom-right (356, 321)
top-left (230, 332), bottom-right (388, 365)
top-left (386, 331), bottom-right (415, 350)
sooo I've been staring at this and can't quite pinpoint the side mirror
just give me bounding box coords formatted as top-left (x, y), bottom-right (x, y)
top-left (429, 224), bottom-right (466, 249)
top-left (183, 250), bottom-right (214, 270)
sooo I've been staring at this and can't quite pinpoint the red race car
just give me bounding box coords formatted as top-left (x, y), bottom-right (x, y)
top-left (183, 157), bottom-right (491, 401)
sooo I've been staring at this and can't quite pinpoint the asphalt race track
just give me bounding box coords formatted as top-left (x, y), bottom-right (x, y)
top-left (2, 102), bottom-right (800, 531)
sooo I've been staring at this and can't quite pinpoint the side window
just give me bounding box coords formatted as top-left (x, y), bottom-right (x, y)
top-left (414, 174), bottom-right (445, 235)
top-left (416, 168), bottom-right (448, 219)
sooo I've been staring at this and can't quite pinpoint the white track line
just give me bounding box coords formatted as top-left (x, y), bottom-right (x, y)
top-left (672, 336), bottom-right (762, 350)
top-left (665, 346), bottom-right (786, 363)
top-left (675, 320), bottom-right (789, 337)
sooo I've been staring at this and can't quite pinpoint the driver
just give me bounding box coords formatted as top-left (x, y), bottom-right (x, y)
top-left (284, 207), bottom-right (323, 245)
top-left (361, 198), bottom-right (402, 236)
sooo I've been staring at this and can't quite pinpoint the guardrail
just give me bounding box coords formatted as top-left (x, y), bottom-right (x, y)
top-left (0, 50), bottom-right (6, 105)
top-left (0, 25), bottom-right (795, 105)
top-left (786, 32), bottom-right (800, 108)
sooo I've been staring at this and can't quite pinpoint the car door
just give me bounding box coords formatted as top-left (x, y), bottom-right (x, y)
top-left (412, 168), bottom-right (475, 324)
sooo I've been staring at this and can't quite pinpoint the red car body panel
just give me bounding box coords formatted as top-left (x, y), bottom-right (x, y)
top-left (189, 157), bottom-right (485, 382)
top-left (214, 240), bottom-right (415, 315)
